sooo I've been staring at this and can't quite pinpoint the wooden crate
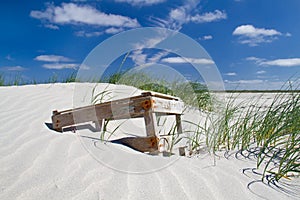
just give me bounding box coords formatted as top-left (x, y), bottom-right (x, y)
top-left (51, 91), bottom-right (184, 152)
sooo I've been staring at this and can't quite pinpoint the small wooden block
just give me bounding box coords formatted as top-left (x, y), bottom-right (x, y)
top-left (179, 147), bottom-right (186, 156)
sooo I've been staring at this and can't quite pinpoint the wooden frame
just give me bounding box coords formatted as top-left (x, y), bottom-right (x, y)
top-left (51, 91), bottom-right (184, 152)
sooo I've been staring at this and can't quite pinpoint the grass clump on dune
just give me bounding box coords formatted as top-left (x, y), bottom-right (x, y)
top-left (101, 70), bottom-right (213, 111)
top-left (189, 82), bottom-right (300, 182)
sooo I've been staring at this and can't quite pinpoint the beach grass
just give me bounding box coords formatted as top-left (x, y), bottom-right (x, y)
top-left (103, 71), bottom-right (212, 110)
top-left (184, 82), bottom-right (299, 181)
top-left (0, 74), bottom-right (4, 86)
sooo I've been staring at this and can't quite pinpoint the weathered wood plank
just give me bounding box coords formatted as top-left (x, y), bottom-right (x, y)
top-left (141, 91), bottom-right (180, 101)
top-left (152, 96), bottom-right (184, 114)
top-left (52, 96), bottom-right (152, 131)
top-left (143, 111), bottom-right (157, 137)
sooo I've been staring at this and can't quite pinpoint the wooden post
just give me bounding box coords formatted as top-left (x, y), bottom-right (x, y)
top-left (94, 119), bottom-right (104, 131)
top-left (143, 111), bottom-right (157, 137)
top-left (176, 114), bottom-right (183, 134)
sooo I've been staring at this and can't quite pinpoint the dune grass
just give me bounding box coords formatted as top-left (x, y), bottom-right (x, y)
top-left (102, 70), bottom-right (212, 111)
top-left (0, 74), bottom-right (4, 86)
top-left (185, 82), bottom-right (299, 182)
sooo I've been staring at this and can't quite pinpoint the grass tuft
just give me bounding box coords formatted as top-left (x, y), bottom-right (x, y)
top-left (186, 80), bottom-right (300, 182)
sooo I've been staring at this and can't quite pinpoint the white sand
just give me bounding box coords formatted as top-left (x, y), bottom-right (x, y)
top-left (0, 83), bottom-right (299, 200)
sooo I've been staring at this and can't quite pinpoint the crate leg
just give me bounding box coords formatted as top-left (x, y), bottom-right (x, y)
top-left (94, 119), bottom-right (104, 131)
top-left (143, 111), bottom-right (157, 137)
top-left (176, 114), bottom-right (183, 134)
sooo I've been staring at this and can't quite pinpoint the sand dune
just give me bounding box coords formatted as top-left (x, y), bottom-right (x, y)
top-left (0, 83), bottom-right (298, 200)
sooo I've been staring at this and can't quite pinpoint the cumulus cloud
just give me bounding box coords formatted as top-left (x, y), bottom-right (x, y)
top-left (167, 7), bottom-right (226, 30)
top-left (44, 24), bottom-right (59, 30)
top-left (129, 50), bottom-right (148, 66)
top-left (233, 24), bottom-right (282, 46)
top-left (246, 56), bottom-right (262, 62)
top-left (150, 0), bottom-right (226, 31)
top-left (225, 79), bottom-right (264, 84)
top-left (35, 54), bottom-right (78, 70)
top-left (1, 66), bottom-right (27, 71)
top-left (224, 72), bottom-right (237, 76)
top-left (199, 35), bottom-right (213, 40)
top-left (75, 31), bottom-right (103, 37)
top-left (247, 56), bottom-right (300, 67)
top-left (105, 27), bottom-right (124, 34)
top-left (42, 63), bottom-right (78, 69)
top-left (190, 10), bottom-right (227, 23)
top-left (115, 0), bottom-right (166, 6)
top-left (161, 57), bottom-right (215, 64)
top-left (34, 55), bottom-right (73, 62)
top-left (256, 70), bottom-right (266, 74)
top-left (30, 3), bottom-right (140, 28)
top-left (148, 51), bottom-right (170, 63)
top-left (75, 27), bottom-right (124, 37)
top-left (260, 58), bottom-right (300, 67)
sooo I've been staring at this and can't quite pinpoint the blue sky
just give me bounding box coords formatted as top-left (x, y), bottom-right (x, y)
top-left (0, 0), bottom-right (299, 89)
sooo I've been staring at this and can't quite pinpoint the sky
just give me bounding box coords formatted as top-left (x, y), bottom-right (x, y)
top-left (0, 0), bottom-right (300, 90)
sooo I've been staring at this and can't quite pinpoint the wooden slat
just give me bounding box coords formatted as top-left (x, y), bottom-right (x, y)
top-left (143, 111), bottom-right (157, 137)
top-left (141, 91), bottom-right (180, 101)
top-left (52, 96), bottom-right (153, 131)
top-left (151, 97), bottom-right (184, 114)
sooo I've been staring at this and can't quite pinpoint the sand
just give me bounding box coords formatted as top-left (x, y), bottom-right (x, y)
top-left (0, 83), bottom-right (299, 200)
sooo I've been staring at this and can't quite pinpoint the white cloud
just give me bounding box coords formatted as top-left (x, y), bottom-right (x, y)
top-left (224, 72), bottom-right (237, 76)
top-left (170, 7), bottom-right (187, 23)
top-left (256, 70), bottom-right (266, 74)
top-left (161, 57), bottom-right (215, 64)
top-left (246, 56), bottom-right (262, 62)
top-left (75, 27), bottom-right (124, 37)
top-left (286, 32), bottom-right (292, 37)
top-left (30, 3), bottom-right (140, 28)
top-left (190, 10), bottom-right (227, 23)
top-left (199, 35), bottom-right (213, 40)
top-left (245, 56), bottom-right (266, 64)
top-left (247, 56), bottom-right (300, 67)
top-left (129, 50), bottom-right (147, 66)
top-left (225, 79), bottom-right (264, 84)
top-left (148, 51), bottom-right (170, 63)
top-left (166, 4), bottom-right (226, 30)
top-left (34, 55), bottom-right (73, 62)
top-left (128, 30), bottom-right (171, 66)
top-left (162, 0), bottom-right (199, 30)
top-left (42, 63), bottom-right (78, 69)
top-left (1, 66), bottom-right (27, 71)
top-left (105, 27), bottom-right (124, 34)
top-left (203, 35), bottom-right (213, 40)
top-left (79, 64), bottom-right (91, 70)
top-left (44, 24), bottom-right (59, 30)
top-left (233, 24), bottom-right (282, 46)
top-left (75, 31), bottom-right (103, 37)
top-left (115, 0), bottom-right (166, 6)
top-left (260, 58), bottom-right (300, 67)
